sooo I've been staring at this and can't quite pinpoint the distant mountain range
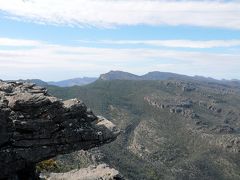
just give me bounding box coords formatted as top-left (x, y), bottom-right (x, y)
top-left (12, 79), bottom-right (49, 86)
top-left (47, 75), bottom-right (240, 180)
top-left (47, 77), bottom-right (97, 87)
top-left (11, 71), bottom-right (240, 87)
top-left (99, 71), bottom-right (240, 85)
top-left (11, 77), bottom-right (97, 87)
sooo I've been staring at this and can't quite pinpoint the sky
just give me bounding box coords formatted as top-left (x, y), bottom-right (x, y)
top-left (0, 0), bottom-right (240, 81)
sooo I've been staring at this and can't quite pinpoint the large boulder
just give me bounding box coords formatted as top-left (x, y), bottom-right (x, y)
top-left (0, 81), bottom-right (120, 179)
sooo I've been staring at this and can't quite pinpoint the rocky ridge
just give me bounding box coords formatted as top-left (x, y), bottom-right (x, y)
top-left (0, 81), bottom-right (120, 179)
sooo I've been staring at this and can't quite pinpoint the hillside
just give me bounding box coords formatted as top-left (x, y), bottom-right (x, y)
top-left (48, 79), bottom-right (240, 180)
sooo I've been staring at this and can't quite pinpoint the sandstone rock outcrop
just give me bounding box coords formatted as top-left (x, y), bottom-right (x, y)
top-left (0, 81), bottom-right (120, 179)
top-left (41, 164), bottom-right (124, 180)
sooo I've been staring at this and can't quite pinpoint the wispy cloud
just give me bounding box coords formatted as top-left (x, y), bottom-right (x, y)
top-left (0, 0), bottom-right (240, 29)
top-left (80, 39), bottom-right (240, 49)
top-left (0, 37), bottom-right (43, 46)
top-left (0, 37), bottom-right (240, 80)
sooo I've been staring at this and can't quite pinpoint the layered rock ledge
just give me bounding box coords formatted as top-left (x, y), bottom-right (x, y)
top-left (0, 81), bottom-right (120, 179)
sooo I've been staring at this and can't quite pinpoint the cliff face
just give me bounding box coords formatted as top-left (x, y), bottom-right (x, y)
top-left (0, 81), bottom-right (120, 179)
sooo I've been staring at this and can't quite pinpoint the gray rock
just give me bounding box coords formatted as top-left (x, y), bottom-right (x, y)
top-left (41, 163), bottom-right (124, 180)
top-left (0, 81), bottom-right (120, 179)
top-left (182, 84), bottom-right (196, 92)
top-left (177, 100), bottom-right (193, 108)
top-left (170, 108), bottom-right (183, 114)
top-left (211, 125), bottom-right (235, 134)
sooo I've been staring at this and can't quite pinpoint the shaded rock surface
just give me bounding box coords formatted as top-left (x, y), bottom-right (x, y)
top-left (0, 81), bottom-right (120, 179)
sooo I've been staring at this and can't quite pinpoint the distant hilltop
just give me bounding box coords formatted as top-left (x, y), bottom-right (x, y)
top-left (99, 70), bottom-right (190, 81)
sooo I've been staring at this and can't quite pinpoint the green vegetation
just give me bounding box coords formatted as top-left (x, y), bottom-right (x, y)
top-left (48, 79), bottom-right (240, 180)
top-left (37, 151), bottom-right (96, 173)
top-left (36, 159), bottom-right (59, 172)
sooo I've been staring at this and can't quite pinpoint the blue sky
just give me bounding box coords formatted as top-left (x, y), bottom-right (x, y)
top-left (0, 0), bottom-right (240, 81)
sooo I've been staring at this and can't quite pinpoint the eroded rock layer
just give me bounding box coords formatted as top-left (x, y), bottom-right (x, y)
top-left (0, 81), bottom-right (120, 179)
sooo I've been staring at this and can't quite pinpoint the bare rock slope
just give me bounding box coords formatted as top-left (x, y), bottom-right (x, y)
top-left (0, 81), bottom-right (120, 179)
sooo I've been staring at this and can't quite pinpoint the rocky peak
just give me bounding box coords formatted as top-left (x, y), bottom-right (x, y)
top-left (0, 81), bottom-right (120, 179)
